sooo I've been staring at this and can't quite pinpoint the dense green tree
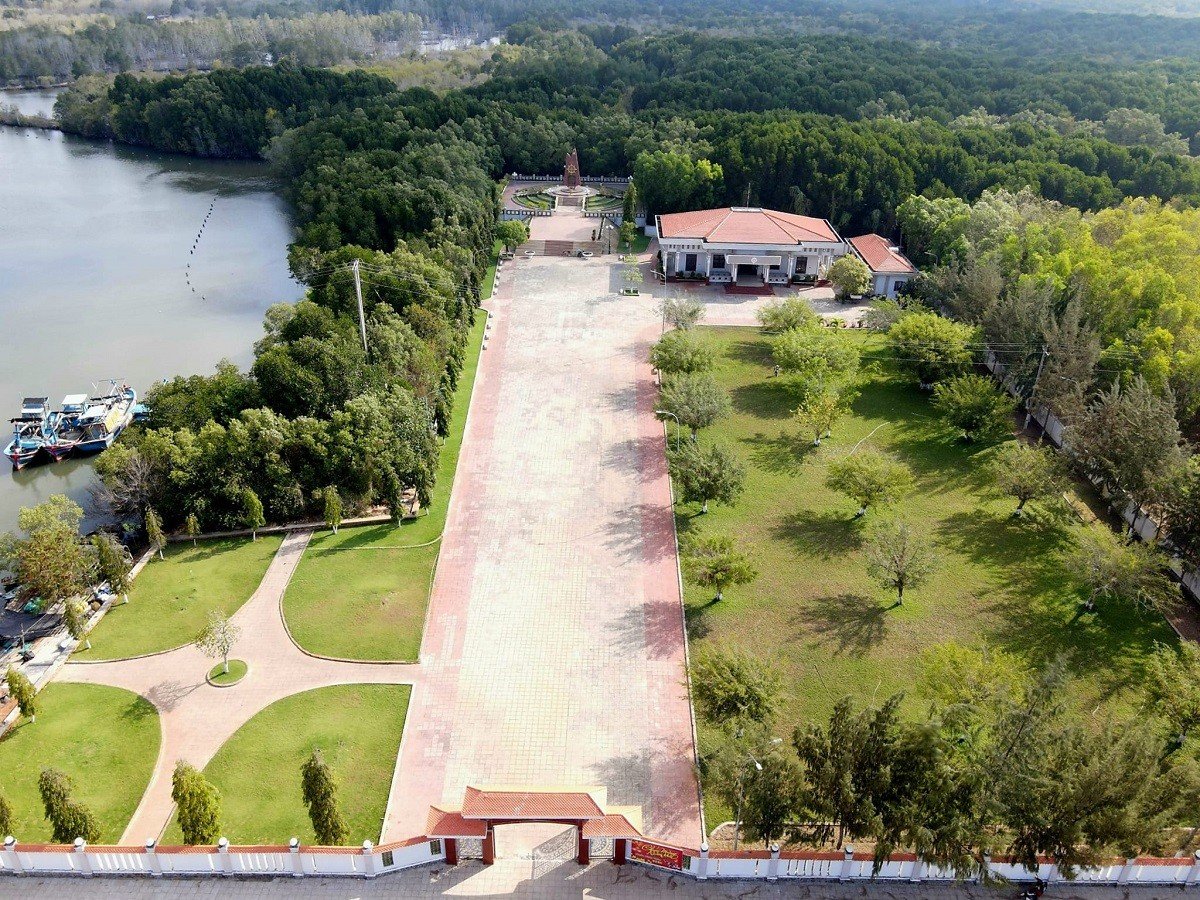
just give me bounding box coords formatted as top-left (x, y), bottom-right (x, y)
top-left (987, 442), bottom-right (1066, 515)
top-left (932, 375), bottom-right (1016, 442)
top-left (145, 507), bottom-right (165, 560)
top-left (658, 373), bottom-right (730, 437)
top-left (172, 761), bottom-right (222, 846)
top-left (1145, 641), bottom-right (1200, 747)
top-left (658, 297), bottom-right (706, 331)
top-left (5, 667), bottom-right (37, 723)
top-left (668, 441), bottom-right (746, 513)
top-left (38, 769), bottom-right (100, 844)
top-left (888, 313), bottom-right (976, 386)
top-left (495, 220), bottom-right (529, 251)
top-left (650, 329), bottom-right (714, 375)
top-left (0, 496), bottom-right (92, 608)
top-left (793, 384), bottom-right (855, 446)
top-left (323, 487), bottom-right (343, 534)
top-left (691, 648), bottom-right (780, 724)
top-left (825, 451), bottom-right (914, 516)
top-left (1072, 528), bottom-right (1176, 614)
top-left (757, 297), bottom-right (817, 334)
top-left (301, 749), bottom-right (349, 845)
top-left (92, 533), bottom-right (132, 598)
top-left (63, 598), bottom-right (91, 651)
top-left (772, 324), bottom-right (860, 392)
top-left (828, 255), bottom-right (871, 299)
top-left (633, 150), bottom-right (723, 218)
top-left (681, 532), bottom-right (758, 601)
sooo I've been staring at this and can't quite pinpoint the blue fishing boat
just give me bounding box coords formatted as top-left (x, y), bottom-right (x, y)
top-left (43, 394), bottom-right (89, 462)
top-left (4, 397), bottom-right (50, 469)
top-left (46, 382), bottom-right (137, 459)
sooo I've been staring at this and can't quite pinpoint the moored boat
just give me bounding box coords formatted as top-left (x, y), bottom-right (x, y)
top-left (43, 393), bottom-right (89, 461)
top-left (75, 383), bottom-right (137, 455)
top-left (45, 382), bottom-right (137, 459)
top-left (4, 397), bottom-right (51, 469)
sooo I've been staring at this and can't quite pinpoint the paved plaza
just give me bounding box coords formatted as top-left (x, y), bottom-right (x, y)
top-left (386, 254), bottom-right (702, 848)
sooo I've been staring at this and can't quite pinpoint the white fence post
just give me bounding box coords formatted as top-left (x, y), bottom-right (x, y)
top-left (74, 837), bottom-right (93, 877)
top-left (1117, 857), bottom-right (1135, 885)
top-left (218, 837), bottom-right (233, 876)
top-left (1187, 850), bottom-right (1200, 886)
top-left (3, 836), bottom-right (23, 875)
top-left (145, 839), bottom-right (162, 877)
top-left (697, 842), bottom-right (709, 880)
top-left (839, 846), bottom-right (855, 882)
top-left (289, 837), bottom-right (303, 877)
top-left (363, 840), bottom-right (377, 878)
top-left (910, 857), bottom-right (926, 883)
top-left (767, 843), bottom-right (780, 882)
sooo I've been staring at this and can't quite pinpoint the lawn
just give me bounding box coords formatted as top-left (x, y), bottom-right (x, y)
top-left (79, 536), bottom-right (283, 660)
top-left (162, 684), bottom-right (410, 845)
top-left (481, 238), bottom-right (502, 301)
top-left (0, 683), bottom-right (159, 842)
top-left (282, 308), bottom-right (486, 659)
top-left (682, 328), bottom-right (1175, 740)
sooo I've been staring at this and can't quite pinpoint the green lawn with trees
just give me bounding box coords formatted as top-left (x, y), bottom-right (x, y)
top-left (0, 683), bottom-right (159, 842)
top-left (681, 328), bottom-right (1175, 755)
top-left (162, 685), bottom-right (410, 845)
top-left (78, 536), bottom-right (283, 660)
top-left (282, 308), bottom-right (486, 660)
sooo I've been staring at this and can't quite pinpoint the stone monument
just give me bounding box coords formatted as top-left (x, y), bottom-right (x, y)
top-left (563, 148), bottom-right (581, 189)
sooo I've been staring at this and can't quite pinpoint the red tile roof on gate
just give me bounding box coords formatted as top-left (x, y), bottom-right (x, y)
top-left (460, 787), bottom-right (606, 820)
top-left (657, 207), bottom-right (840, 244)
top-left (848, 233), bottom-right (916, 274)
top-left (581, 812), bottom-right (643, 839)
top-left (426, 807), bottom-right (488, 838)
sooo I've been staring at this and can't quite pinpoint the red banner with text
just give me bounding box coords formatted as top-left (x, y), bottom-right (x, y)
top-left (630, 840), bottom-right (685, 871)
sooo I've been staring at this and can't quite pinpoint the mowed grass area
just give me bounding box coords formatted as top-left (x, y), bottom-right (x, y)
top-left (282, 308), bottom-right (486, 660)
top-left (0, 683), bottom-right (159, 842)
top-left (162, 685), bottom-right (410, 845)
top-left (79, 535), bottom-right (283, 660)
top-left (684, 328), bottom-right (1176, 732)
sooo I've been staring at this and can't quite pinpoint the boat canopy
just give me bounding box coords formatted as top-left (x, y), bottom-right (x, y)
top-left (16, 398), bottom-right (48, 419)
top-left (60, 394), bottom-right (88, 409)
top-left (80, 405), bottom-right (109, 422)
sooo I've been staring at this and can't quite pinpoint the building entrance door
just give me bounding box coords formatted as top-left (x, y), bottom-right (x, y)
top-left (735, 263), bottom-right (760, 283)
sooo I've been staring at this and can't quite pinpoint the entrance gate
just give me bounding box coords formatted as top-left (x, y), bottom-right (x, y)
top-left (426, 786), bottom-right (642, 867)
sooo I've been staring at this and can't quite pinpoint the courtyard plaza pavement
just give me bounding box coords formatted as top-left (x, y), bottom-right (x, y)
top-left (385, 254), bottom-right (703, 849)
top-left (529, 207), bottom-right (602, 242)
top-left (57, 529), bottom-right (419, 844)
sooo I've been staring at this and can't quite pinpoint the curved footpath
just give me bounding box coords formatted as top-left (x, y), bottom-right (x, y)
top-left (59, 529), bottom-right (419, 844)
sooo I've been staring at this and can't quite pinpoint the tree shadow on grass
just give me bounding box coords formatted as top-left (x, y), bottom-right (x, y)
top-left (743, 431), bottom-right (813, 475)
top-left (310, 524), bottom-right (396, 554)
top-left (797, 592), bottom-right (891, 657)
top-left (121, 695), bottom-right (157, 724)
top-left (726, 338), bottom-right (774, 368)
top-left (731, 381), bottom-right (798, 420)
top-left (771, 509), bottom-right (863, 559)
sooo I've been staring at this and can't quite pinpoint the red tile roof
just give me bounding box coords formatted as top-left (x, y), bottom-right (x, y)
top-left (657, 207), bottom-right (840, 244)
top-left (461, 787), bottom-right (606, 820)
top-left (848, 234), bottom-right (916, 274)
top-left (581, 813), bottom-right (643, 839)
top-left (425, 807), bottom-right (488, 838)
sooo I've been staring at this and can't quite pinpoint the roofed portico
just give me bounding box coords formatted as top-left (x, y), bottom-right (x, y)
top-left (427, 787), bottom-right (643, 866)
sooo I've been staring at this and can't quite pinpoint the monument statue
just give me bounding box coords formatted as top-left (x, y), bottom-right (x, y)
top-left (563, 148), bottom-right (581, 189)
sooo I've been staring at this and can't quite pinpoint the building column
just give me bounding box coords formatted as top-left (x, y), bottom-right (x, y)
top-left (576, 826), bottom-right (589, 865)
top-left (444, 838), bottom-right (458, 866)
top-left (614, 839), bottom-right (627, 865)
top-left (481, 828), bottom-right (495, 865)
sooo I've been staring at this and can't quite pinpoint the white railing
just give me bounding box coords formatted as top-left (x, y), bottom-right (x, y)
top-left (1, 836), bottom-right (444, 880)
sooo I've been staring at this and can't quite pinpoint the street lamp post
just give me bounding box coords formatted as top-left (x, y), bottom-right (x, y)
top-left (732, 736), bottom-right (783, 851)
top-left (654, 409), bottom-right (682, 452)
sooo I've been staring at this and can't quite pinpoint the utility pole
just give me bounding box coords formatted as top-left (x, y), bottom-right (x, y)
top-left (1024, 346), bottom-right (1049, 430)
top-left (351, 259), bottom-right (368, 353)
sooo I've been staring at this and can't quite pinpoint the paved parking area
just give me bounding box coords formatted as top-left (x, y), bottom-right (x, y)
top-left (385, 256), bottom-right (702, 848)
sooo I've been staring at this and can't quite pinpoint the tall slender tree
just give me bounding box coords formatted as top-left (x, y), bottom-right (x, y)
top-left (38, 769), bottom-right (100, 844)
top-left (301, 749), bottom-right (349, 845)
top-left (172, 761), bottom-right (221, 845)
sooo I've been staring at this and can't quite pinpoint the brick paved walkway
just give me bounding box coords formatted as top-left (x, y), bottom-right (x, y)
top-left (59, 529), bottom-right (418, 844)
top-left (385, 256), bottom-right (703, 849)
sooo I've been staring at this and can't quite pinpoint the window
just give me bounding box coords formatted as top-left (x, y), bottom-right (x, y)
top-left (712, 254), bottom-right (726, 270)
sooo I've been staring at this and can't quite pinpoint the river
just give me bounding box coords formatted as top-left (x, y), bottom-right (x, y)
top-left (0, 90), bottom-right (303, 534)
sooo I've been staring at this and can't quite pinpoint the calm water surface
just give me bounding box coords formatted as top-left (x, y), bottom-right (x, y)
top-left (0, 91), bottom-right (302, 533)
